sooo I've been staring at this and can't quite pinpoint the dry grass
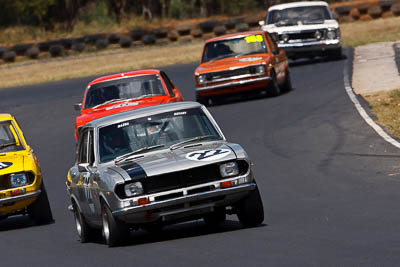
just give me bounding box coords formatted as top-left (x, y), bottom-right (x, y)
top-left (341, 16), bottom-right (400, 47)
top-left (364, 90), bottom-right (400, 137)
top-left (0, 42), bottom-right (203, 88)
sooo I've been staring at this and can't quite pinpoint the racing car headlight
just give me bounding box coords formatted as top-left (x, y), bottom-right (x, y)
top-left (197, 75), bottom-right (206, 84)
top-left (10, 173), bottom-right (28, 188)
top-left (281, 34), bottom-right (289, 43)
top-left (327, 30), bottom-right (337, 40)
top-left (314, 30), bottom-right (322, 40)
top-left (219, 162), bottom-right (239, 178)
top-left (256, 65), bottom-right (266, 74)
top-left (124, 182), bottom-right (143, 197)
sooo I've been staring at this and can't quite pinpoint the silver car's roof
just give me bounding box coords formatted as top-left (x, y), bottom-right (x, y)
top-left (86, 101), bottom-right (203, 129)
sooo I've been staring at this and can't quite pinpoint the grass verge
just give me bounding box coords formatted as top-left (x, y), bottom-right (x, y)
top-left (363, 90), bottom-right (400, 138)
top-left (0, 42), bottom-right (202, 88)
top-left (341, 16), bottom-right (400, 47)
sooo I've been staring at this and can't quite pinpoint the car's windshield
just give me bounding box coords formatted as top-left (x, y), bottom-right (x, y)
top-left (98, 108), bottom-right (222, 163)
top-left (84, 74), bottom-right (166, 109)
top-left (267, 6), bottom-right (332, 26)
top-left (0, 121), bottom-right (24, 153)
top-left (202, 34), bottom-right (268, 63)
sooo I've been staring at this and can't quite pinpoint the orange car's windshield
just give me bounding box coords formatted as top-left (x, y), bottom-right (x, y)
top-left (84, 74), bottom-right (166, 109)
top-left (0, 121), bottom-right (24, 153)
top-left (201, 34), bottom-right (268, 63)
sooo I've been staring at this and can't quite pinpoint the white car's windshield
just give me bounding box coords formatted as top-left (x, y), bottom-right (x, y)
top-left (84, 74), bottom-right (166, 109)
top-left (202, 34), bottom-right (268, 63)
top-left (267, 6), bottom-right (332, 26)
top-left (0, 121), bottom-right (24, 153)
top-left (98, 108), bottom-right (222, 163)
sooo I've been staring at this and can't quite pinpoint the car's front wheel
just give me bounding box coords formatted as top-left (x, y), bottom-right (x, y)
top-left (73, 202), bottom-right (97, 243)
top-left (27, 183), bottom-right (54, 225)
top-left (268, 72), bottom-right (281, 97)
top-left (196, 93), bottom-right (210, 106)
top-left (102, 204), bottom-right (129, 247)
top-left (235, 185), bottom-right (264, 227)
top-left (281, 70), bottom-right (292, 92)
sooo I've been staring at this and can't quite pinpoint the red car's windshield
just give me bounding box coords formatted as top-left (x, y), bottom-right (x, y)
top-left (84, 74), bottom-right (166, 109)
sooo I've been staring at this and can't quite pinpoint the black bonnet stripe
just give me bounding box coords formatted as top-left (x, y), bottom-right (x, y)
top-left (120, 161), bottom-right (147, 181)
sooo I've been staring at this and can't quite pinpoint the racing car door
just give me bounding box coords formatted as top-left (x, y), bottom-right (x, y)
top-left (76, 128), bottom-right (98, 219)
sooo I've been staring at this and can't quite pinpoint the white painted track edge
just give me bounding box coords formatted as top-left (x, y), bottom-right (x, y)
top-left (343, 47), bottom-right (400, 149)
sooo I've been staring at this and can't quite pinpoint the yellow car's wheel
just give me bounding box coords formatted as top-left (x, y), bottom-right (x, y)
top-left (27, 183), bottom-right (53, 225)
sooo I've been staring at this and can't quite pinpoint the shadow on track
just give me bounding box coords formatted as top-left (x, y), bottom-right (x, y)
top-left (84, 219), bottom-right (266, 247)
top-left (0, 216), bottom-right (35, 231)
top-left (289, 54), bottom-right (347, 68)
top-left (207, 87), bottom-right (294, 108)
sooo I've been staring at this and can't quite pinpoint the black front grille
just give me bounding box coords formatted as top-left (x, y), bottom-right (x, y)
top-left (208, 66), bottom-right (258, 81)
top-left (142, 160), bottom-right (250, 195)
top-left (143, 164), bottom-right (221, 194)
top-left (284, 30), bottom-right (326, 41)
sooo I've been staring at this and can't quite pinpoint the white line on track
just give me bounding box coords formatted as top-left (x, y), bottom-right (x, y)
top-left (343, 48), bottom-right (400, 149)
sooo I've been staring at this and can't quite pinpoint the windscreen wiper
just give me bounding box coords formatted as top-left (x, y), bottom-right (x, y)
top-left (92, 98), bottom-right (129, 109)
top-left (169, 135), bottom-right (215, 151)
top-left (209, 53), bottom-right (236, 62)
top-left (0, 142), bottom-right (16, 149)
top-left (115, 144), bottom-right (165, 164)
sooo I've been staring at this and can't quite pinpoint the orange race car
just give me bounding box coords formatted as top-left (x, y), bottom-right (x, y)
top-left (74, 69), bottom-right (183, 140)
top-left (194, 31), bottom-right (291, 105)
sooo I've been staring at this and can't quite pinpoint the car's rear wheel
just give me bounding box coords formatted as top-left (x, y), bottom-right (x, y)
top-left (27, 183), bottom-right (54, 225)
top-left (102, 204), bottom-right (129, 247)
top-left (73, 202), bottom-right (97, 243)
top-left (203, 206), bottom-right (226, 228)
top-left (268, 72), bottom-right (281, 97)
top-left (236, 185), bottom-right (264, 227)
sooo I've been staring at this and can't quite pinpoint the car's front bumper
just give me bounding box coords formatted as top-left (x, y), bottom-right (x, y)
top-left (196, 76), bottom-right (271, 97)
top-left (0, 189), bottom-right (41, 206)
top-left (112, 173), bottom-right (256, 224)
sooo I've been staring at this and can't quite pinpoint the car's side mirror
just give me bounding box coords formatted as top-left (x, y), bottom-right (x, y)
top-left (74, 103), bottom-right (82, 111)
top-left (78, 163), bottom-right (89, 172)
top-left (259, 20), bottom-right (265, 26)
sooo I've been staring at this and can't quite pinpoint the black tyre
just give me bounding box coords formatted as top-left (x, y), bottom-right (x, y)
top-left (281, 70), bottom-right (292, 92)
top-left (73, 202), bottom-right (97, 243)
top-left (268, 72), bottom-right (281, 97)
top-left (28, 183), bottom-right (54, 225)
top-left (102, 204), bottom-right (129, 247)
top-left (203, 207), bottom-right (226, 228)
top-left (328, 47), bottom-right (343, 60)
top-left (236, 186), bottom-right (264, 227)
top-left (196, 93), bottom-right (209, 106)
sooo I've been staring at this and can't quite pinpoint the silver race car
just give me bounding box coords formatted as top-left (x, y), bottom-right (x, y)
top-left (66, 102), bottom-right (264, 247)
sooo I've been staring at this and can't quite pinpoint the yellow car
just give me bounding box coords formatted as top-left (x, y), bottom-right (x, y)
top-left (0, 113), bottom-right (53, 224)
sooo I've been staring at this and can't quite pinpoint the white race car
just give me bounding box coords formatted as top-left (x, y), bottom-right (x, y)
top-left (260, 1), bottom-right (342, 59)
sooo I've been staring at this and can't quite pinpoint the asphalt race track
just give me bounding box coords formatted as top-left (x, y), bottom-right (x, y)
top-left (2, 49), bottom-right (400, 266)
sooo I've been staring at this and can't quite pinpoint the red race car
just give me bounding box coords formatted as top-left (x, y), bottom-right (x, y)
top-left (74, 69), bottom-right (183, 139)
